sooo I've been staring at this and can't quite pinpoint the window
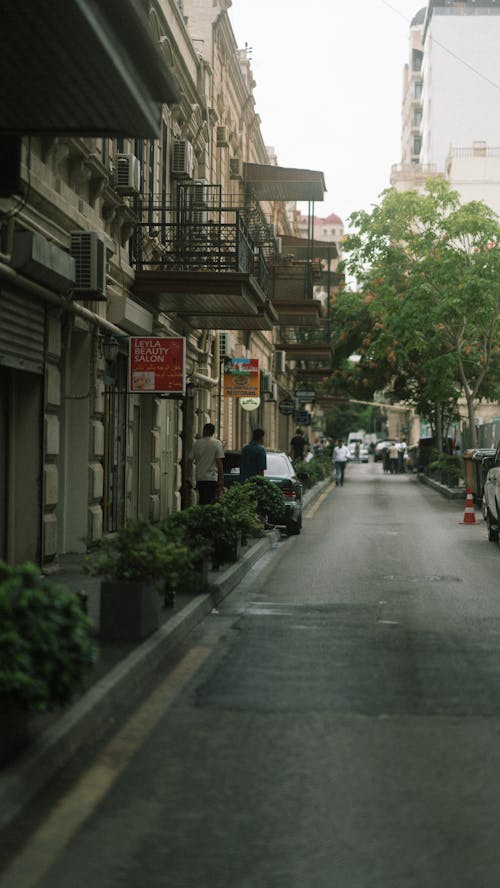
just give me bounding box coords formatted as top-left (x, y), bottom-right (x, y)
top-left (414, 81), bottom-right (423, 100)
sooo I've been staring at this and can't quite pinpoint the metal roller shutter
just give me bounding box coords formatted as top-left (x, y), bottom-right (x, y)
top-left (0, 287), bottom-right (45, 374)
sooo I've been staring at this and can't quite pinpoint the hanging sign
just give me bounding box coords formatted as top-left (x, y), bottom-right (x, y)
top-left (241, 397), bottom-right (261, 412)
top-left (279, 398), bottom-right (296, 416)
top-left (223, 357), bottom-right (260, 398)
top-left (129, 337), bottom-right (186, 394)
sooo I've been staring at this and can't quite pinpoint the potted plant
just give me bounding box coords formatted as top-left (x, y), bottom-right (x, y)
top-left (164, 503), bottom-right (240, 569)
top-left (88, 518), bottom-right (191, 640)
top-left (245, 476), bottom-right (286, 526)
top-left (218, 483), bottom-right (261, 544)
top-left (0, 561), bottom-right (98, 763)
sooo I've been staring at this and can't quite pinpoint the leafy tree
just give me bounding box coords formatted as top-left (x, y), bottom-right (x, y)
top-left (340, 180), bottom-right (500, 447)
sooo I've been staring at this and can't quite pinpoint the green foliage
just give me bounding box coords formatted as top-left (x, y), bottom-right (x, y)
top-left (218, 483), bottom-right (261, 543)
top-left (337, 180), bottom-right (500, 445)
top-left (88, 518), bottom-right (189, 587)
top-left (293, 454), bottom-right (332, 488)
top-left (0, 561), bottom-right (98, 712)
top-left (428, 450), bottom-right (464, 479)
top-left (163, 503), bottom-right (239, 568)
top-left (245, 476), bottom-right (286, 523)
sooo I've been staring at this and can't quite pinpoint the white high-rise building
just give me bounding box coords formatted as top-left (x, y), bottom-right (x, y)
top-left (392, 1), bottom-right (500, 215)
top-left (420, 0), bottom-right (500, 167)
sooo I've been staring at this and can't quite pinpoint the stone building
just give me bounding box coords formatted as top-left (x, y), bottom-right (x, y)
top-left (0, 0), bottom-right (326, 567)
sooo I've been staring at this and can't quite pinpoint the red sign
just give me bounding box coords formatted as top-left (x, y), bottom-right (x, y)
top-left (223, 357), bottom-right (260, 398)
top-left (129, 337), bottom-right (186, 394)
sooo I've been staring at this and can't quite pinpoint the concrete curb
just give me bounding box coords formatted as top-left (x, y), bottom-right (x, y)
top-left (417, 472), bottom-right (466, 500)
top-left (0, 530), bottom-right (281, 831)
top-left (0, 478), bottom-right (332, 831)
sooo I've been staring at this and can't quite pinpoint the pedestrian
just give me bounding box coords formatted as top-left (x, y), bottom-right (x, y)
top-left (290, 427), bottom-right (307, 462)
top-left (398, 437), bottom-right (408, 473)
top-left (388, 441), bottom-right (399, 475)
top-left (186, 422), bottom-right (224, 505)
top-left (333, 438), bottom-right (350, 486)
top-left (240, 427), bottom-right (267, 483)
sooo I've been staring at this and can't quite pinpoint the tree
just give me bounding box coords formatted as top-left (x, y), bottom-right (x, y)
top-left (341, 180), bottom-right (500, 448)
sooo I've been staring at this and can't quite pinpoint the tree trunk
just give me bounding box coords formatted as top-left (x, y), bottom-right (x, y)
top-left (435, 404), bottom-right (443, 453)
top-left (465, 393), bottom-right (478, 448)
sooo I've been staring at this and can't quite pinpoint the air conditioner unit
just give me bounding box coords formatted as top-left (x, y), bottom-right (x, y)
top-left (274, 350), bottom-right (286, 374)
top-left (171, 140), bottom-right (194, 178)
top-left (260, 371), bottom-right (273, 395)
top-left (229, 158), bottom-right (243, 180)
top-left (190, 180), bottom-right (209, 206)
top-left (216, 125), bottom-right (229, 147)
top-left (275, 237), bottom-right (282, 255)
top-left (115, 154), bottom-right (141, 194)
top-left (70, 231), bottom-right (107, 300)
top-left (219, 332), bottom-right (235, 358)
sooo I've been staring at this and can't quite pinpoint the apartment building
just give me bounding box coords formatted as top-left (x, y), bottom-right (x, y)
top-left (392, 0), bottom-right (500, 207)
top-left (0, 0), bottom-right (327, 567)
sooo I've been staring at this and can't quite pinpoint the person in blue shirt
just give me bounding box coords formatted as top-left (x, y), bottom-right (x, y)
top-left (240, 428), bottom-right (267, 483)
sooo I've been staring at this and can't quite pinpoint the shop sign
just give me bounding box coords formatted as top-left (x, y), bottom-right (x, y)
top-left (296, 390), bottom-right (315, 402)
top-left (278, 398), bottom-right (296, 416)
top-left (129, 337), bottom-right (186, 394)
top-left (223, 357), bottom-right (260, 398)
top-left (241, 397), bottom-right (261, 411)
top-left (294, 409), bottom-right (311, 425)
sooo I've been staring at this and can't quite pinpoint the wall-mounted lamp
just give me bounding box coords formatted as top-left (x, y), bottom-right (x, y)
top-left (101, 334), bottom-right (120, 363)
top-left (100, 334), bottom-right (120, 384)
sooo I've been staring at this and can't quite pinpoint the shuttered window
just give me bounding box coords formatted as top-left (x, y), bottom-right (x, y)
top-left (0, 287), bottom-right (45, 374)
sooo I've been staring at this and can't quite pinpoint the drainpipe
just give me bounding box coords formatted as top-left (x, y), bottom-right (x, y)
top-left (0, 261), bottom-right (126, 337)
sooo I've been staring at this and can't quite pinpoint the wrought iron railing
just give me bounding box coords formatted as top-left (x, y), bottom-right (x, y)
top-left (130, 187), bottom-right (270, 293)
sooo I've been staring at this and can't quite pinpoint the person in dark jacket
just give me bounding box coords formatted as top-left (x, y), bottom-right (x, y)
top-left (290, 428), bottom-right (307, 461)
top-left (240, 428), bottom-right (267, 482)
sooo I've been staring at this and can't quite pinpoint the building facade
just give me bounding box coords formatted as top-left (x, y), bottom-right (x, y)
top-left (0, 0), bottom-right (327, 568)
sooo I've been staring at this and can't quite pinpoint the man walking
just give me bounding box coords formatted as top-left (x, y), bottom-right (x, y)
top-left (333, 438), bottom-right (350, 486)
top-left (290, 427), bottom-right (307, 462)
top-left (186, 423), bottom-right (224, 505)
top-left (240, 428), bottom-right (267, 483)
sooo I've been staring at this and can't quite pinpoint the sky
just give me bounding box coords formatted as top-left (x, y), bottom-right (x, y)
top-left (228, 0), bottom-right (425, 229)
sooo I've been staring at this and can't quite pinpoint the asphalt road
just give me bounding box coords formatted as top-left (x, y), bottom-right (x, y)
top-left (2, 462), bottom-right (500, 888)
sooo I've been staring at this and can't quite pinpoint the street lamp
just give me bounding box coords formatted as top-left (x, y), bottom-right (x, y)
top-left (100, 334), bottom-right (120, 383)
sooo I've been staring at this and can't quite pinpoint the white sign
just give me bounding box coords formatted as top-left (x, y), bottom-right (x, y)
top-left (240, 397), bottom-right (261, 412)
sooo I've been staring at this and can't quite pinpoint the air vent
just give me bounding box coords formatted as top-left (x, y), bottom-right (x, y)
top-left (219, 332), bottom-right (235, 358)
top-left (70, 231), bottom-right (107, 300)
top-left (171, 140), bottom-right (194, 178)
top-left (115, 154), bottom-right (141, 194)
top-left (274, 350), bottom-right (286, 374)
top-left (216, 125), bottom-right (229, 147)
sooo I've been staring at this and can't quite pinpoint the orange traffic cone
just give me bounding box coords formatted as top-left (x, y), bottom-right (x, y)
top-left (461, 487), bottom-right (476, 525)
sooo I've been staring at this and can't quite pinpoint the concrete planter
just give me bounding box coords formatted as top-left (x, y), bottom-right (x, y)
top-left (99, 580), bottom-right (160, 641)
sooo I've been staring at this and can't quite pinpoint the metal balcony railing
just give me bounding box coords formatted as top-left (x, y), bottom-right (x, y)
top-left (131, 194), bottom-right (269, 293)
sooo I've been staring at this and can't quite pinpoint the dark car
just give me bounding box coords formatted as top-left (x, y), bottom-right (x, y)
top-left (482, 442), bottom-right (500, 544)
top-left (223, 450), bottom-right (304, 535)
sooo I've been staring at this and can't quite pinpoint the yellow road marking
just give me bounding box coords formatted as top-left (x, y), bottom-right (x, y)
top-left (305, 482), bottom-right (335, 520)
top-left (0, 644), bottom-right (213, 888)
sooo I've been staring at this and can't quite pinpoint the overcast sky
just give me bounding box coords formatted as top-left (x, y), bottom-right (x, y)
top-left (228, 0), bottom-right (425, 228)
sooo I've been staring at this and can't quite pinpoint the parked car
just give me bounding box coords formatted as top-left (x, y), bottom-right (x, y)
top-left (223, 450), bottom-right (304, 535)
top-left (482, 442), bottom-right (500, 544)
top-left (374, 440), bottom-right (395, 462)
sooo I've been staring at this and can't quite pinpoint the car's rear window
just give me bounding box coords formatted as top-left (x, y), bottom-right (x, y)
top-left (265, 454), bottom-right (290, 477)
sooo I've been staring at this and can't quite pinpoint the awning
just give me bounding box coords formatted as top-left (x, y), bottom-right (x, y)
top-left (133, 270), bottom-right (278, 331)
top-left (280, 236), bottom-right (338, 261)
top-left (243, 163), bottom-right (326, 202)
top-left (0, 0), bottom-right (181, 137)
top-left (273, 301), bottom-right (321, 328)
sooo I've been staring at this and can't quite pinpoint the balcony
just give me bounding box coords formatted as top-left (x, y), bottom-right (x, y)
top-left (269, 259), bottom-right (322, 328)
top-left (132, 193), bottom-right (277, 330)
top-left (275, 329), bottom-right (332, 363)
top-left (0, 0), bottom-right (180, 137)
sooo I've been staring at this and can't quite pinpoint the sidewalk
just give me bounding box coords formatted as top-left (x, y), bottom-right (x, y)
top-left (0, 478), bottom-right (332, 831)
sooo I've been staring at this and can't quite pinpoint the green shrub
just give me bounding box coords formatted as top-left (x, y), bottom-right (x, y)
top-left (0, 562), bottom-right (98, 713)
top-left (88, 518), bottom-right (190, 586)
top-left (294, 454), bottom-right (332, 488)
top-left (218, 483), bottom-right (261, 543)
top-left (245, 476), bottom-right (286, 523)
